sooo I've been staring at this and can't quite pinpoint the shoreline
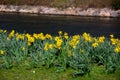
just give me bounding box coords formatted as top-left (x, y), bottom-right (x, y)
top-left (0, 5), bottom-right (120, 17)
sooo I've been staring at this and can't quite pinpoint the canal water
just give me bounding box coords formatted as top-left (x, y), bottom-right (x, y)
top-left (0, 12), bottom-right (120, 38)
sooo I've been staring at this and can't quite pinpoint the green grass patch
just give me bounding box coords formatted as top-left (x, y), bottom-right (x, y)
top-left (0, 65), bottom-right (120, 80)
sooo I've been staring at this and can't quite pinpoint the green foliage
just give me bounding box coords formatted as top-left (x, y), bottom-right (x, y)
top-left (0, 0), bottom-right (116, 9)
top-left (0, 30), bottom-right (120, 77)
top-left (112, 0), bottom-right (120, 10)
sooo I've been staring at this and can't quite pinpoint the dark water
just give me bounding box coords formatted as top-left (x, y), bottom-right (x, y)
top-left (0, 12), bottom-right (120, 38)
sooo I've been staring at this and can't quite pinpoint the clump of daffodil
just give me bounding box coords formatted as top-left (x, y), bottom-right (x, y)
top-left (54, 36), bottom-right (63, 50)
top-left (25, 33), bottom-right (35, 46)
top-left (38, 33), bottom-right (45, 40)
top-left (114, 46), bottom-right (120, 53)
top-left (33, 33), bottom-right (39, 39)
top-left (98, 36), bottom-right (105, 43)
top-left (82, 32), bottom-right (92, 42)
top-left (114, 39), bottom-right (120, 53)
top-left (44, 42), bottom-right (54, 51)
top-left (33, 33), bottom-right (46, 40)
top-left (110, 34), bottom-right (114, 38)
top-left (26, 33), bottom-right (35, 42)
top-left (0, 29), bottom-right (7, 33)
top-left (16, 33), bottom-right (25, 40)
top-left (45, 34), bottom-right (52, 40)
top-left (69, 35), bottom-right (80, 49)
top-left (110, 34), bottom-right (119, 45)
top-left (64, 32), bottom-right (69, 39)
top-left (8, 30), bottom-right (15, 39)
top-left (0, 50), bottom-right (5, 55)
top-left (92, 42), bottom-right (99, 48)
top-left (92, 36), bottom-right (105, 48)
top-left (58, 31), bottom-right (63, 36)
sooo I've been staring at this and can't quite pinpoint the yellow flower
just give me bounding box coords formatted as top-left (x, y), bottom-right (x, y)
top-left (110, 38), bottom-right (118, 45)
top-left (98, 36), bottom-right (105, 43)
top-left (55, 36), bottom-right (60, 41)
top-left (16, 34), bottom-right (25, 40)
top-left (69, 35), bottom-right (80, 49)
top-left (38, 33), bottom-right (45, 40)
top-left (8, 30), bottom-right (15, 38)
top-left (114, 46), bottom-right (120, 53)
top-left (64, 32), bottom-right (69, 39)
top-left (26, 33), bottom-right (35, 43)
top-left (44, 42), bottom-right (54, 51)
top-left (93, 38), bottom-right (97, 42)
top-left (110, 34), bottom-right (114, 38)
top-left (58, 31), bottom-right (62, 36)
top-left (22, 47), bottom-right (25, 51)
top-left (82, 32), bottom-right (92, 42)
top-left (0, 50), bottom-right (5, 55)
top-left (54, 38), bottom-right (63, 49)
top-left (28, 42), bottom-right (31, 46)
top-left (4, 30), bottom-right (7, 33)
top-left (56, 39), bottom-right (63, 49)
top-left (44, 42), bottom-right (49, 51)
top-left (73, 45), bottom-right (76, 49)
top-left (33, 33), bottom-right (39, 39)
top-left (92, 42), bottom-right (98, 48)
top-left (49, 44), bottom-right (53, 49)
top-left (0, 29), bottom-right (7, 33)
top-left (45, 34), bottom-right (52, 39)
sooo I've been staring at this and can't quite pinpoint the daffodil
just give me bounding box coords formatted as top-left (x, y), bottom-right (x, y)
top-left (26, 33), bottom-right (35, 43)
top-left (44, 42), bottom-right (54, 51)
top-left (3, 30), bottom-right (7, 33)
top-left (64, 32), bottom-right (69, 39)
top-left (45, 34), bottom-right (52, 39)
top-left (38, 33), bottom-right (45, 40)
top-left (8, 30), bottom-right (15, 38)
top-left (0, 50), bottom-right (5, 55)
top-left (33, 33), bottom-right (39, 39)
top-left (58, 31), bottom-right (63, 36)
top-left (98, 36), bottom-right (105, 43)
top-left (110, 38), bottom-right (118, 45)
top-left (114, 46), bottom-right (120, 53)
top-left (44, 42), bottom-right (49, 51)
top-left (55, 39), bottom-right (63, 49)
top-left (55, 36), bottom-right (60, 41)
top-left (22, 47), bottom-right (25, 51)
top-left (49, 44), bottom-right (53, 49)
top-left (92, 42), bottom-right (98, 48)
top-left (0, 29), bottom-right (7, 33)
top-left (110, 34), bottom-right (114, 38)
top-left (69, 35), bottom-right (80, 49)
top-left (82, 32), bottom-right (92, 42)
top-left (28, 42), bottom-right (31, 46)
top-left (16, 34), bottom-right (25, 40)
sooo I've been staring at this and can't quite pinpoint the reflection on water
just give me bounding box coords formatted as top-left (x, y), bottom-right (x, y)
top-left (0, 12), bottom-right (120, 38)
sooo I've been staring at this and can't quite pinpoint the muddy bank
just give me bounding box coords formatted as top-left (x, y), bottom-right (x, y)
top-left (0, 5), bottom-right (120, 17)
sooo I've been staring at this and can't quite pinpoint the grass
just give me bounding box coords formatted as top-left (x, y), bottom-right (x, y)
top-left (0, 65), bottom-right (120, 80)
